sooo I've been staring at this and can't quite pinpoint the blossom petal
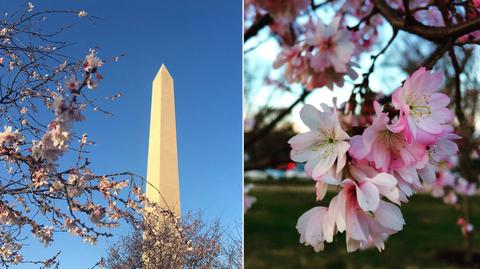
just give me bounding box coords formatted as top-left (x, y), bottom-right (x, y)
top-left (300, 104), bottom-right (322, 130)
top-left (335, 141), bottom-right (350, 174)
top-left (312, 145), bottom-right (337, 178)
top-left (374, 201), bottom-right (405, 231)
top-left (417, 116), bottom-right (443, 135)
top-left (429, 93), bottom-right (450, 109)
top-left (316, 181), bottom-right (328, 201)
top-left (356, 180), bottom-right (380, 212)
top-left (288, 131), bottom-right (318, 150)
top-left (297, 207), bottom-right (327, 252)
top-left (348, 135), bottom-right (369, 160)
top-left (345, 205), bottom-right (368, 241)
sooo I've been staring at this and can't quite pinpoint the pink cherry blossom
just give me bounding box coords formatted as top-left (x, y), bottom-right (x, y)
top-left (349, 101), bottom-right (426, 172)
top-left (296, 206), bottom-right (328, 252)
top-left (418, 126), bottom-right (460, 182)
top-left (349, 164), bottom-right (401, 206)
top-left (392, 165), bottom-right (424, 201)
top-left (426, 170), bottom-right (455, 198)
top-left (307, 64), bottom-right (358, 90)
top-left (273, 45), bottom-right (309, 84)
top-left (339, 179), bottom-right (404, 252)
top-left (414, 6), bottom-right (444, 27)
top-left (392, 67), bottom-right (453, 145)
top-left (306, 16), bottom-right (355, 74)
top-left (288, 104), bottom-right (350, 179)
top-left (252, 0), bottom-right (308, 23)
top-left (308, 178), bottom-right (404, 252)
top-left (455, 177), bottom-right (477, 196)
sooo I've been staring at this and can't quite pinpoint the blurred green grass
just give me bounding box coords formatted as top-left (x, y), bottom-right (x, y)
top-left (245, 184), bottom-right (480, 269)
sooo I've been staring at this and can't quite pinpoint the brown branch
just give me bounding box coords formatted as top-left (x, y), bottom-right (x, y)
top-left (244, 14), bottom-right (273, 42)
top-left (245, 90), bottom-right (310, 149)
top-left (422, 39), bottom-right (453, 69)
top-left (372, 0), bottom-right (480, 42)
top-left (448, 48), bottom-right (466, 127)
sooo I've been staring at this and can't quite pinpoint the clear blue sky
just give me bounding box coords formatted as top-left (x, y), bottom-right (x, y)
top-left (2, 0), bottom-right (242, 267)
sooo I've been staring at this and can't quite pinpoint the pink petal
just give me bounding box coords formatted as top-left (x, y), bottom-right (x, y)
top-left (323, 195), bottom-right (338, 242)
top-left (348, 135), bottom-right (369, 160)
top-left (373, 140), bottom-right (390, 172)
top-left (417, 117), bottom-right (443, 135)
top-left (429, 93), bottom-right (450, 109)
top-left (345, 205), bottom-right (368, 241)
top-left (316, 181), bottom-right (328, 201)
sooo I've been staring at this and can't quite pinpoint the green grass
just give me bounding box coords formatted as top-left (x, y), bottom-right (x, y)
top-left (245, 184), bottom-right (480, 269)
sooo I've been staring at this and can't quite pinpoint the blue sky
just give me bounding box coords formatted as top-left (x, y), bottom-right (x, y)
top-left (1, 0), bottom-right (242, 267)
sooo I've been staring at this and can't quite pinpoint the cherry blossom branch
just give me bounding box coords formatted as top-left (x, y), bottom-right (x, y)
top-left (372, 0), bottom-right (480, 42)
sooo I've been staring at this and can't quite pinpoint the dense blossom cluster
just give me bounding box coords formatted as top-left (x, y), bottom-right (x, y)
top-left (245, 0), bottom-right (480, 91)
top-left (273, 16), bottom-right (358, 90)
top-left (289, 67), bottom-right (459, 252)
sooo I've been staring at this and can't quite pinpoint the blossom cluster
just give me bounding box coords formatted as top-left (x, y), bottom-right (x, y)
top-left (31, 50), bottom-right (102, 168)
top-left (245, 0), bottom-right (480, 91)
top-left (273, 16), bottom-right (358, 90)
top-left (289, 67), bottom-right (459, 252)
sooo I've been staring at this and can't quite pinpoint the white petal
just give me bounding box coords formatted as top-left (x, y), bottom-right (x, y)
top-left (374, 201), bottom-right (405, 231)
top-left (296, 207), bottom-right (327, 252)
top-left (335, 141), bottom-right (350, 174)
top-left (312, 145), bottom-right (337, 178)
top-left (370, 173), bottom-right (397, 188)
top-left (300, 104), bottom-right (322, 130)
top-left (288, 131), bottom-right (318, 150)
top-left (356, 180), bottom-right (380, 212)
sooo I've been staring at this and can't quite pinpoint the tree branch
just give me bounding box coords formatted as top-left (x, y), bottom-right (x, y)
top-left (244, 14), bottom-right (273, 42)
top-left (245, 90), bottom-right (310, 149)
top-left (372, 0), bottom-right (480, 42)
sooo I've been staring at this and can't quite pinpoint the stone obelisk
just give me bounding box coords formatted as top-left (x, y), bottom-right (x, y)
top-left (145, 64), bottom-right (180, 216)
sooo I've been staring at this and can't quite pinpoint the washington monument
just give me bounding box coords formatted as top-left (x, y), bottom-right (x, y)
top-left (145, 64), bottom-right (181, 216)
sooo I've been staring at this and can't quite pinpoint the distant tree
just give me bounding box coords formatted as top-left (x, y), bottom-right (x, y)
top-left (104, 207), bottom-right (243, 269)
